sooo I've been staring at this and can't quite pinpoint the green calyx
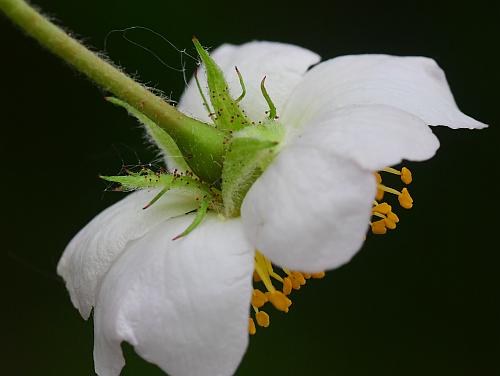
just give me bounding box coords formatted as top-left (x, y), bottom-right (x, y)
top-left (222, 123), bottom-right (284, 217)
top-left (0, 0), bottom-right (282, 234)
top-left (192, 38), bottom-right (251, 132)
top-left (106, 38), bottom-right (285, 235)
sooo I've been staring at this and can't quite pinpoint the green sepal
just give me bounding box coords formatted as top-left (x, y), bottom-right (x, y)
top-left (221, 122), bottom-right (285, 217)
top-left (172, 199), bottom-right (209, 240)
top-left (106, 97), bottom-right (192, 173)
top-left (101, 169), bottom-right (214, 200)
top-left (261, 77), bottom-right (277, 120)
top-left (102, 168), bottom-right (218, 237)
top-left (193, 38), bottom-right (250, 131)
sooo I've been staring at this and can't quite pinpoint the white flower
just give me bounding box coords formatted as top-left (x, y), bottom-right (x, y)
top-left (58, 41), bottom-right (486, 376)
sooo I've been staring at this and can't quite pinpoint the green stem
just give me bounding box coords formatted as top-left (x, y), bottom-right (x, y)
top-left (0, 0), bottom-right (225, 183)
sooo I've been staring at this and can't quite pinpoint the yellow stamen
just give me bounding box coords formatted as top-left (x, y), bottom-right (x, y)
top-left (387, 211), bottom-right (399, 223)
top-left (263, 257), bottom-right (284, 282)
top-left (378, 184), bottom-right (414, 209)
top-left (290, 277), bottom-right (301, 290)
top-left (251, 252), bottom-right (325, 334)
top-left (382, 167), bottom-right (401, 175)
top-left (384, 217), bottom-right (397, 230)
top-left (378, 184), bottom-right (401, 196)
top-left (398, 188), bottom-right (413, 209)
top-left (290, 271), bottom-right (306, 290)
top-left (266, 291), bottom-right (292, 313)
top-left (401, 167), bottom-right (412, 184)
top-left (254, 260), bottom-right (275, 292)
top-left (255, 311), bottom-right (270, 327)
top-left (248, 318), bottom-right (256, 335)
top-left (371, 219), bottom-right (387, 234)
top-left (382, 166), bottom-right (412, 185)
top-left (372, 212), bottom-right (397, 230)
top-left (282, 277), bottom-right (292, 295)
top-left (371, 166), bottom-right (414, 236)
top-left (252, 289), bottom-right (268, 308)
top-left (311, 272), bottom-right (325, 279)
top-left (373, 202), bottom-right (392, 215)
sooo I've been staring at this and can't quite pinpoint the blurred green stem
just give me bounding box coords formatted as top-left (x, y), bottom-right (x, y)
top-left (0, 0), bottom-right (225, 183)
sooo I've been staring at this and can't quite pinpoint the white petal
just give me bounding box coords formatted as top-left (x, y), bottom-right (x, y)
top-left (297, 104), bottom-right (440, 171)
top-left (282, 54), bottom-right (487, 131)
top-left (57, 189), bottom-right (197, 319)
top-left (93, 215), bottom-right (254, 376)
top-left (178, 41), bottom-right (320, 122)
top-left (241, 144), bottom-right (376, 272)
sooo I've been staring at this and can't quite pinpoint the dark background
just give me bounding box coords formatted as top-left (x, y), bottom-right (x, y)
top-left (2, 0), bottom-right (499, 375)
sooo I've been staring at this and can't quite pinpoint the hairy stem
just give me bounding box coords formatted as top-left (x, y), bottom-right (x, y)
top-left (0, 0), bottom-right (225, 183)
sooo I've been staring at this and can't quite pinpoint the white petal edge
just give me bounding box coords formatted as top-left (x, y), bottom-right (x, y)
top-left (296, 104), bottom-right (441, 171)
top-left (93, 214), bottom-right (254, 376)
top-left (282, 54), bottom-right (487, 132)
top-left (178, 41), bottom-right (320, 122)
top-left (57, 189), bottom-right (198, 319)
top-left (241, 144), bottom-right (376, 272)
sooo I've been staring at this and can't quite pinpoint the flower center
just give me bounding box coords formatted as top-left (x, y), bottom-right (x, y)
top-left (371, 166), bottom-right (413, 235)
top-left (248, 251), bottom-right (325, 335)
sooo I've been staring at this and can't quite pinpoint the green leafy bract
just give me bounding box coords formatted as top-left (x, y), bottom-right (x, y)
top-left (101, 169), bottom-right (217, 238)
top-left (193, 38), bottom-right (250, 132)
top-left (221, 123), bottom-right (284, 217)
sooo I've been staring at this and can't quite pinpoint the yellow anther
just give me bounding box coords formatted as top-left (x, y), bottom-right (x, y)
top-left (251, 252), bottom-right (325, 333)
top-left (376, 189), bottom-right (384, 201)
top-left (249, 318), bottom-right (256, 335)
top-left (294, 272), bottom-right (307, 284)
top-left (401, 167), bottom-right (412, 184)
top-left (255, 311), bottom-right (270, 327)
top-left (282, 277), bottom-right (292, 295)
top-left (252, 289), bottom-right (268, 308)
top-left (253, 271), bottom-right (261, 282)
top-left (398, 188), bottom-right (413, 209)
top-left (371, 219), bottom-right (387, 235)
top-left (382, 166), bottom-right (412, 184)
top-left (384, 217), bottom-right (397, 230)
top-left (387, 211), bottom-right (399, 223)
top-left (290, 271), bottom-right (306, 290)
top-left (266, 291), bottom-right (292, 313)
top-left (290, 277), bottom-right (301, 290)
top-left (373, 202), bottom-right (392, 215)
top-left (371, 167), bottom-right (415, 236)
top-left (311, 272), bottom-right (325, 279)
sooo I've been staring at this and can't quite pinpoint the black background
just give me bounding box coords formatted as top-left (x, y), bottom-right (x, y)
top-left (1, 0), bottom-right (499, 375)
